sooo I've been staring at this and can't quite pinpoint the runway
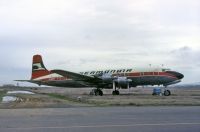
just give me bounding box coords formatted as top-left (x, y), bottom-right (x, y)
top-left (0, 106), bottom-right (200, 132)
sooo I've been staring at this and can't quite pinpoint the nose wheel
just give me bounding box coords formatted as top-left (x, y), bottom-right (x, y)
top-left (164, 89), bottom-right (171, 96)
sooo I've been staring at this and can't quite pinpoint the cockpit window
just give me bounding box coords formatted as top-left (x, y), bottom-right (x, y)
top-left (162, 68), bottom-right (171, 72)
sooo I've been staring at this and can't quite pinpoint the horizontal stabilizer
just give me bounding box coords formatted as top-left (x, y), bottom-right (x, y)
top-left (14, 80), bottom-right (30, 82)
top-left (14, 80), bottom-right (42, 83)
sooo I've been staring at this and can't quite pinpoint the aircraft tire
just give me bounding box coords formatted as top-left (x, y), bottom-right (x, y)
top-left (98, 90), bottom-right (103, 96)
top-left (95, 89), bottom-right (103, 96)
top-left (90, 89), bottom-right (95, 95)
top-left (112, 90), bottom-right (120, 95)
top-left (94, 89), bottom-right (98, 96)
top-left (116, 90), bottom-right (120, 95)
top-left (164, 90), bottom-right (171, 96)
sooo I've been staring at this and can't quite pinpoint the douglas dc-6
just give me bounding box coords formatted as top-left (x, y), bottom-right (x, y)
top-left (16, 55), bottom-right (184, 96)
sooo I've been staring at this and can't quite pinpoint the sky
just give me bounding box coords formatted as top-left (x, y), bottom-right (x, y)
top-left (0, 0), bottom-right (200, 85)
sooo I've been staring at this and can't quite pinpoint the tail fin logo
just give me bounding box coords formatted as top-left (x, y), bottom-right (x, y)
top-left (33, 63), bottom-right (46, 71)
top-left (32, 54), bottom-right (47, 72)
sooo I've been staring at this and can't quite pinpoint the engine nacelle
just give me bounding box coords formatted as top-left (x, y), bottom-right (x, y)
top-left (114, 77), bottom-right (132, 88)
top-left (100, 73), bottom-right (112, 82)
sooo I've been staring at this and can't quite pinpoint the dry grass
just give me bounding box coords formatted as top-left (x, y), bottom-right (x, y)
top-left (0, 86), bottom-right (200, 108)
top-left (67, 88), bottom-right (200, 106)
top-left (0, 90), bottom-right (7, 102)
top-left (83, 95), bottom-right (200, 106)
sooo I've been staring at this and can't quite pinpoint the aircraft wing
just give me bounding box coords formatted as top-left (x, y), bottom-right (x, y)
top-left (51, 69), bottom-right (101, 83)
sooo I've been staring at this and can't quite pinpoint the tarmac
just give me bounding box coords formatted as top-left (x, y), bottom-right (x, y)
top-left (0, 106), bottom-right (200, 132)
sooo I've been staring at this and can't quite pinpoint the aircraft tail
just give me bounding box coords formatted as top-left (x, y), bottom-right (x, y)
top-left (31, 55), bottom-right (51, 80)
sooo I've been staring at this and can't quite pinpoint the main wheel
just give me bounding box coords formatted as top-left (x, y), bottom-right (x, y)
top-left (94, 89), bottom-right (103, 96)
top-left (89, 89), bottom-right (96, 95)
top-left (94, 89), bottom-right (98, 96)
top-left (98, 90), bottom-right (103, 96)
top-left (112, 90), bottom-right (120, 95)
top-left (164, 90), bottom-right (171, 96)
top-left (116, 90), bottom-right (120, 95)
top-left (112, 91), bottom-right (116, 95)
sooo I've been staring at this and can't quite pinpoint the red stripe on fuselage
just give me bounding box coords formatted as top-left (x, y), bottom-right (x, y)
top-left (113, 72), bottom-right (177, 79)
top-left (31, 70), bottom-right (51, 80)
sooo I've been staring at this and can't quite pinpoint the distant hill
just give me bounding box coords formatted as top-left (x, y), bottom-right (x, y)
top-left (172, 82), bottom-right (200, 89)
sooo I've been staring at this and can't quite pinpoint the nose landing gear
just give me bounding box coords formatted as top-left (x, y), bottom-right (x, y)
top-left (163, 89), bottom-right (171, 96)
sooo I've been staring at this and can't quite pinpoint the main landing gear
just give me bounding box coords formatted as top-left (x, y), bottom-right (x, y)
top-left (112, 81), bottom-right (120, 95)
top-left (90, 88), bottom-right (103, 96)
top-left (112, 90), bottom-right (120, 95)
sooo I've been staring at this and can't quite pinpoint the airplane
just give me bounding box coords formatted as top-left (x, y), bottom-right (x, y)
top-left (16, 54), bottom-right (184, 96)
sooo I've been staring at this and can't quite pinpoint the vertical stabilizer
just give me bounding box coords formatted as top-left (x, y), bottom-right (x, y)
top-left (31, 55), bottom-right (50, 80)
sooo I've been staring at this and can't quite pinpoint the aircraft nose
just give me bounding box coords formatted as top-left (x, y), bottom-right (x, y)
top-left (166, 71), bottom-right (184, 79)
top-left (176, 72), bottom-right (184, 79)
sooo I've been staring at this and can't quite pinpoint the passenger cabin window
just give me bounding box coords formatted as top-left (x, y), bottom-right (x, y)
top-left (141, 72), bottom-right (144, 76)
top-left (162, 68), bottom-right (171, 72)
top-left (154, 72), bottom-right (158, 75)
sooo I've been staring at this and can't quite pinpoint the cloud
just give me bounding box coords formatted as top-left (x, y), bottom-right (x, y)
top-left (169, 46), bottom-right (200, 69)
top-left (0, 0), bottom-right (199, 84)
